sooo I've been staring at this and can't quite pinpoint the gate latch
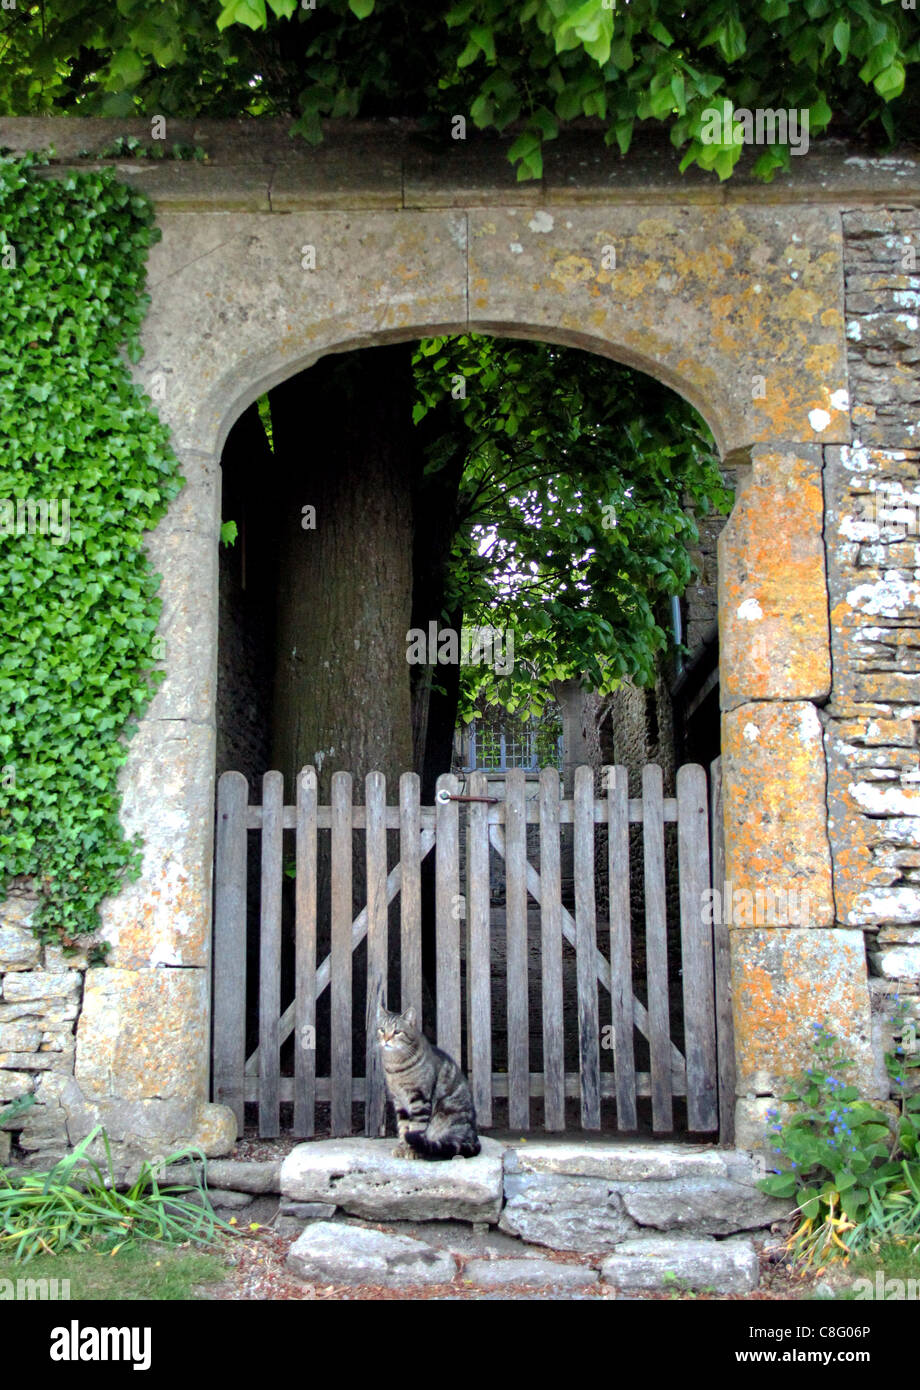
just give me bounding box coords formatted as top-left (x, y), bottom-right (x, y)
top-left (436, 790), bottom-right (500, 804)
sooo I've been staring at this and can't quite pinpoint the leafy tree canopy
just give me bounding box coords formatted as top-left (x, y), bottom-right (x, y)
top-left (1, 1), bottom-right (916, 180)
top-left (411, 335), bottom-right (730, 717)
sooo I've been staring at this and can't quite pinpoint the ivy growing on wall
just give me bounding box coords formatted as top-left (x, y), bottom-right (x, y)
top-left (0, 153), bottom-right (182, 943)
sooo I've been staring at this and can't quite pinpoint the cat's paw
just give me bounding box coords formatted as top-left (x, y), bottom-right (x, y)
top-left (391, 1141), bottom-right (411, 1159)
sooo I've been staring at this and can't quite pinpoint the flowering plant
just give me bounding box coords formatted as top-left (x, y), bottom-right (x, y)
top-left (757, 1021), bottom-right (920, 1264)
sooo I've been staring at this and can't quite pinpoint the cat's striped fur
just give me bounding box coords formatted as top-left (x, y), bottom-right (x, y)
top-left (377, 1006), bottom-right (481, 1160)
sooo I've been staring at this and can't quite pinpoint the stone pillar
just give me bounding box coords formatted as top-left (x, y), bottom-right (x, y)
top-left (718, 442), bottom-right (875, 1147)
top-left (67, 446), bottom-right (236, 1162)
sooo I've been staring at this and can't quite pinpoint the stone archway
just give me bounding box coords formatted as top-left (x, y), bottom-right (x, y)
top-left (0, 134), bottom-right (878, 1158)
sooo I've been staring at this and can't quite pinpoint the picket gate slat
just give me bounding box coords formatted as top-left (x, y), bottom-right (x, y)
top-left (504, 770), bottom-right (530, 1129)
top-left (212, 772), bottom-right (248, 1135)
top-left (364, 771), bottom-right (388, 1137)
top-left (574, 766), bottom-right (601, 1130)
top-left (677, 763), bottom-right (718, 1133)
top-left (399, 772), bottom-right (423, 1021)
top-left (643, 763), bottom-right (673, 1133)
top-left (330, 771), bottom-right (353, 1138)
top-left (538, 767), bottom-right (565, 1131)
top-left (435, 773), bottom-right (461, 1061)
top-left (258, 770), bottom-right (283, 1138)
top-left (710, 756), bottom-right (735, 1146)
top-left (294, 766), bottom-right (318, 1138)
top-left (605, 765), bottom-right (637, 1131)
top-left (466, 770), bottom-right (493, 1127)
top-left (213, 761), bottom-right (722, 1140)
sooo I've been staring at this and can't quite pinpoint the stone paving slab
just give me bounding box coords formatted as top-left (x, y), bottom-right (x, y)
top-left (506, 1139), bottom-right (733, 1183)
top-left (499, 1172), bottom-right (635, 1251)
top-left (286, 1222), bottom-right (457, 1287)
top-left (463, 1258), bottom-right (598, 1290)
top-left (600, 1236), bottom-right (760, 1293)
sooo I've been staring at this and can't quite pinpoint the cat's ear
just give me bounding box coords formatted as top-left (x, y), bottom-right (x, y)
top-left (402, 1005), bottom-right (418, 1028)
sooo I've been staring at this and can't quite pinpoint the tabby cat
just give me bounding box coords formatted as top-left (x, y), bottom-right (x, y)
top-left (377, 1005), bottom-right (481, 1161)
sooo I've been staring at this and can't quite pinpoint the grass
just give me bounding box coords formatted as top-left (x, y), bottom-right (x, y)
top-left (811, 1240), bottom-right (920, 1300)
top-left (0, 1241), bottom-right (230, 1300)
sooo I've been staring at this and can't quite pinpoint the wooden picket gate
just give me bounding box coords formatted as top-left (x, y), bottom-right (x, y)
top-left (211, 762), bottom-right (732, 1142)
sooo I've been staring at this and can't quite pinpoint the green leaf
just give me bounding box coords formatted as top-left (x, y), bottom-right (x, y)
top-left (108, 48), bottom-right (146, 86)
top-left (874, 62), bottom-right (905, 101)
top-left (832, 18), bottom-right (850, 62)
top-left (759, 1172), bottom-right (798, 1198)
top-left (217, 0), bottom-right (268, 32)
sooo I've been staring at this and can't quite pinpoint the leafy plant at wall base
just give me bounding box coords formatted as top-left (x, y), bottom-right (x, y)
top-left (0, 153), bottom-right (183, 942)
top-left (0, 1126), bottom-right (235, 1263)
top-left (759, 1021), bottom-right (920, 1265)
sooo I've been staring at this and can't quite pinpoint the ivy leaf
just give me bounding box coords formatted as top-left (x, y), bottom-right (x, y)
top-left (348, 0), bottom-right (376, 17)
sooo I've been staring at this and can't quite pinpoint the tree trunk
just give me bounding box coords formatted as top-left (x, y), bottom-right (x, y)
top-left (269, 346), bottom-right (417, 801)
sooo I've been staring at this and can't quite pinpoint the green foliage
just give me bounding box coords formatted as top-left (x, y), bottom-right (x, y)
top-left (0, 154), bottom-right (183, 941)
top-left (1, 2), bottom-right (915, 181)
top-left (412, 334), bottom-right (730, 717)
top-left (0, 1126), bottom-right (232, 1263)
top-left (759, 1020), bottom-right (920, 1265)
top-left (77, 136), bottom-right (209, 161)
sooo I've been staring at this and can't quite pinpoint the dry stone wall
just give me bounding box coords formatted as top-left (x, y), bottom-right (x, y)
top-left (825, 205), bottom-right (920, 1090)
top-left (0, 888), bottom-right (83, 1162)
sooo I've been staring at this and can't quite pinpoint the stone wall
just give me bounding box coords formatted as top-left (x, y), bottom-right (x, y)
top-left (0, 888), bottom-right (83, 1163)
top-left (1, 118), bottom-right (918, 1158)
top-left (825, 205), bottom-right (920, 1094)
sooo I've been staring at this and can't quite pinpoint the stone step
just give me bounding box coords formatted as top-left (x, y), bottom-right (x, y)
top-left (280, 1136), bottom-right (505, 1223)
top-left (463, 1257), bottom-right (598, 1291)
top-left (600, 1235), bottom-right (760, 1294)
top-left (278, 1135), bottom-right (784, 1278)
top-left (286, 1222), bottom-right (457, 1288)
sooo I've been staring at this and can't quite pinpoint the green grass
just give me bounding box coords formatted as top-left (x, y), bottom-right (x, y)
top-left (813, 1240), bottom-right (920, 1300)
top-left (0, 1241), bottom-right (230, 1301)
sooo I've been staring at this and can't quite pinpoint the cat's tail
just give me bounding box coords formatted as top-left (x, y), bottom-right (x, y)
top-left (405, 1131), bottom-right (480, 1161)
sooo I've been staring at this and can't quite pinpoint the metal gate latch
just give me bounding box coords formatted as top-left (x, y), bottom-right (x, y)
top-left (436, 790), bottom-right (500, 804)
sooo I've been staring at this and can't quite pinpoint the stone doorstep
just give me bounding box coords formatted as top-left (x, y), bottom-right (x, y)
top-left (274, 1137), bottom-right (779, 1293)
top-left (280, 1136), bottom-right (505, 1224)
top-left (283, 1218), bottom-right (761, 1294)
